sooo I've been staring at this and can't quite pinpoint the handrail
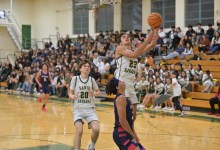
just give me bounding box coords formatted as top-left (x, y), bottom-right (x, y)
top-left (42, 38), bottom-right (51, 43)
top-left (11, 14), bottom-right (22, 31)
top-left (14, 51), bottom-right (22, 59)
top-left (49, 34), bottom-right (58, 40)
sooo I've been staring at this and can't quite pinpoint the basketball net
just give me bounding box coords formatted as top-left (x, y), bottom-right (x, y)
top-left (100, 0), bottom-right (121, 6)
top-left (92, 0), bottom-right (120, 18)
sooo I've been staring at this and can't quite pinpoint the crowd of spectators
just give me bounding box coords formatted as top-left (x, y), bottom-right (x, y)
top-left (0, 22), bottom-right (220, 100)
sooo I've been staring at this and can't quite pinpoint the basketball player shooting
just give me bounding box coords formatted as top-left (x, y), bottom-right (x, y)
top-left (114, 13), bottom-right (162, 124)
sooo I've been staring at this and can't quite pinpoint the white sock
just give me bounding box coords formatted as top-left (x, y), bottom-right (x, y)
top-left (89, 142), bottom-right (95, 148)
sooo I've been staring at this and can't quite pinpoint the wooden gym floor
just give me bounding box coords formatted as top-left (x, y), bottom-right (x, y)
top-left (0, 93), bottom-right (220, 150)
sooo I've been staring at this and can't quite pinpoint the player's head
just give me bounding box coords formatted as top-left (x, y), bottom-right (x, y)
top-left (79, 60), bottom-right (91, 75)
top-left (119, 33), bottom-right (131, 46)
top-left (42, 64), bottom-right (48, 71)
top-left (106, 77), bottom-right (126, 95)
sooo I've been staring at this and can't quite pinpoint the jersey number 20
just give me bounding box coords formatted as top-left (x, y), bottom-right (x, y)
top-left (80, 92), bottom-right (88, 98)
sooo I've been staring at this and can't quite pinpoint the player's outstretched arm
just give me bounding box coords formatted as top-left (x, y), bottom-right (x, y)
top-left (116, 28), bottom-right (159, 58)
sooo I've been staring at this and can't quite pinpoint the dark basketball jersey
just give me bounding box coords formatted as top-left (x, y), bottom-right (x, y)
top-left (114, 93), bottom-right (133, 129)
top-left (40, 70), bottom-right (50, 87)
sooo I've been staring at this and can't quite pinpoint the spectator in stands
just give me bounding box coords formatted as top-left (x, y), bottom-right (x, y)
top-left (173, 27), bottom-right (184, 49)
top-left (51, 69), bottom-right (59, 95)
top-left (202, 70), bottom-right (214, 93)
top-left (103, 59), bottom-right (110, 75)
top-left (191, 32), bottom-right (197, 46)
top-left (180, 35), bottom-right (192, 47)
top-left (206, 24), bottom-right (215, 41)
top-left (92, 53), bottom-right (99, 66)
top-left (8, 71), bottom-right (18, 92)
top-left (96, 57), bottom-right (105, 75)
top-left (158, 27), bottom-right (167, 44)
top-left (180, 43), bottom-right (193, 60)
top-left (216, 22), bottom-right (220, 33)
top-left (178, 71), bottom-right (190, 92)
top-left (62, 71), bottom-right (71, 97)
top-left (149, 77), bottom-right (165, 109)
top-left (91, 66), bottom-right (102, 87)
top-left (195, 23), bottom-right (205, 45)
top-left (142, 76), bottom-right (156, 106)
top-left (20, 71), bottom-right (32, 95)
top-left (16, 70), bottom-right (25, 91)
top-left (187, 63), bottom-right (195, 81)
top-left (198, 34), bottom-right (210, 54)
top-left (56, 71), bottom-right (65, 97)
top-left (162, 48), bottom-right (182, 60)
top-left (210, 31), bottom-right (220, 54)
top-left (163, 78), bottom-right (173, 110)
top-left (134, 74), bottom-right (142, 97)
top-left (151, 37), bottom-right (163, 56)
top-left (144, 63), bottom-right (154, 77)
top-left (137, 30), bottom-right (145, 42)
top-left (167, 25), bottom-right (177, 49)
top-left (186, 25), bottom-right (196, 38)
top-left (0, 63), bottom-right (11, 82)
top-left (190, 64), bottom-right (203, 92)
top-left (208, 85), bottom-right (220, 116)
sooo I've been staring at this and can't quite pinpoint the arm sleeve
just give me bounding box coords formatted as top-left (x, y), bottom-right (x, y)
top-left (92, 78), bottom-right (99, 91)
top-left (70, 76), bottom-right (76, 90)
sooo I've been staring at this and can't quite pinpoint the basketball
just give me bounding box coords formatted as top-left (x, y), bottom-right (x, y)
top-left (147, 13), bottom-right (162, 29)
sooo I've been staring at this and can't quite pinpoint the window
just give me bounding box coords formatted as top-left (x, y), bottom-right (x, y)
top-left (73, 0), bottom-right (90, 34)
top-left (96, 5), bottom-right (114, 33)
top-left (151, 0), bottom-right (175, 28)
top-left (122, 0), bottom-right (142, 31)
top-left (185, 0), bottom-right (214, 26)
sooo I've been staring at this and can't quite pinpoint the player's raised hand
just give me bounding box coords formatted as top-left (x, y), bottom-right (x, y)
top-left (144, 31), bottom-right (154, 42)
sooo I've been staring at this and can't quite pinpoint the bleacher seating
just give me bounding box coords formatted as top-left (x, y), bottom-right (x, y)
top-left (181, 86), bottom-right (219, 108)
top-left (0, 82), bottom-right (7, 88)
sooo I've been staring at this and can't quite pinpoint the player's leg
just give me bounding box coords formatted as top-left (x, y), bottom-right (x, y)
top-left (74, 120), bottom-right (84, 150)
top-left (86, 108), bottom-right (99, 150)
top-left (88, 121), bottom-right (100, 150)
top-left (43, 87), bottom-right (50, 109)
top-left (125, 84), bottom-right (138, 121)
top-left (113, 127), bottom-right (141, 150)
top-left (172, 96), bottom-right (185, 117)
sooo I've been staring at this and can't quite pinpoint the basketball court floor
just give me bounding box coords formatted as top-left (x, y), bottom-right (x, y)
top-left (0, 93), bottom-right (220, 150)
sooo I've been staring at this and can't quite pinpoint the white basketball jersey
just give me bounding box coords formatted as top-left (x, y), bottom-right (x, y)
top-left (70, 76), bottom-right (96, 109)
top-left (114, 55), bottom-right (138, 82)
